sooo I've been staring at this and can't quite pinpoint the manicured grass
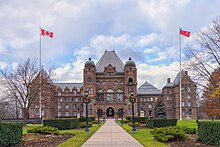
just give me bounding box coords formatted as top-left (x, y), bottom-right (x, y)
top-left (177, 119), bottom-right (197, 128)
top-left (121, 124), bottom-right (169, 147)
top-left (57, 124), bottom-right (101, 147)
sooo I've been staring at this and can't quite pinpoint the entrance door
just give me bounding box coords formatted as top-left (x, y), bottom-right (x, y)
top-left (106, 107), bottom-right (114, 117)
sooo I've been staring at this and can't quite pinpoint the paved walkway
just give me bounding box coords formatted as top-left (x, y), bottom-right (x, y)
top-left (81, 119), bottom-right (143, 147)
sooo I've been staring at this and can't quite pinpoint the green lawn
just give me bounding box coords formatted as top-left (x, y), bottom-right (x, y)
top-left (57, 124), bottom-right (101, 147)
top-left (177, 119), bottom-right (197, 128)
top-left (121, 124), bottom-right (169, 147)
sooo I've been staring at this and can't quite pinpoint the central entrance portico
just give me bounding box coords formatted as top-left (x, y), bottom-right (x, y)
top-left (106, 107), bottom-right (114, 117)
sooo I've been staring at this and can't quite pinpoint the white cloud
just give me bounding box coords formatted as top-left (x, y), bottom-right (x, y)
top-left (0, 61), bottom-right (8, 70)
top-left (138, 61), bottom-right (180, 89)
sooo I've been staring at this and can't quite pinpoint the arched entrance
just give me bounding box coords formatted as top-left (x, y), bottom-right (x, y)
top-left (106, 107), bottom-right (114, 117)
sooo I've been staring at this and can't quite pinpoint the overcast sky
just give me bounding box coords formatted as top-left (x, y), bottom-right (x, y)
top-left (0, 0), bottom-right (219, 89)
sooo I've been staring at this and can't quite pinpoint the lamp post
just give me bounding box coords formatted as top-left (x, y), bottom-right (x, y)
top-left (97, 107), bottom-right (100, 126)
top-left (83, 91), bottom-right (90, 133)
top-left (130, 90), bottom-right (136, 132)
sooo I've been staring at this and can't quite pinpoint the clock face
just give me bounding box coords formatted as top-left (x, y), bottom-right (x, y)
top-left (87, 77), bottom-right (92, 82)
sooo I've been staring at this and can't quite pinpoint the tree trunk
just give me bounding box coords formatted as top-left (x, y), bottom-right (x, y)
top-left (23, 108), bottom-right (27, 126)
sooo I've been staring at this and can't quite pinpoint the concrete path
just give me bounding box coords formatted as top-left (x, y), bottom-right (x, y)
top-left (81, 119), bottom-right (143, 147)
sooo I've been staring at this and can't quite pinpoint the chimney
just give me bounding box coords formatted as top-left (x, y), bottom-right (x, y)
top-left (167, 78), bottom-right (171, 83)
top-left (185, 71), bottom-right (188, 76)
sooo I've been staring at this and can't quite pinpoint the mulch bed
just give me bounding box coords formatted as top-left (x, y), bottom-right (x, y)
top-left (166, 134), bottom-right (215, 147)
top-left (12, 134), bottom-right (74, 147)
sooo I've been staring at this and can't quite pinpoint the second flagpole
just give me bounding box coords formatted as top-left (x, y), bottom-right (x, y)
top-left (179, 27), bottom-right (182, 121)
top-left (39, 27), bottom-right (42, 119)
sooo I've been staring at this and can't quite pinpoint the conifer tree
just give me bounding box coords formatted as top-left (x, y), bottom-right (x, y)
top-left (154, 100), bottom-right (167, 118)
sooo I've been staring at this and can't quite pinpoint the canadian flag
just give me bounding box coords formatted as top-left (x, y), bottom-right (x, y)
top-left (40, 28), bottom-right (53, 38)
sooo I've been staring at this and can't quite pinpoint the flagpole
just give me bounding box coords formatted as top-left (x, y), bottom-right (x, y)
top-left (179, 27), bottom-right (182, 121)
top-left (39, 27), bottom-right (42, 119)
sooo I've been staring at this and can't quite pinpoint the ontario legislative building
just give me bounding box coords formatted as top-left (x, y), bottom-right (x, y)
top-left (29, 50), bottom-right (197, 119)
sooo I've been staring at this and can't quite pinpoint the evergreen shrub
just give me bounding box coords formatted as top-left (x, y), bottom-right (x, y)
top-left (0, 122), bottom-right (23, 147)
top-left (150, 126), bottom-right (188, 142)
top-left (27, 126), bottom-right (59, 134)
top-left (43, 118), bottom-right (79, 130)
top-left (79, 122), bottom-right (92, 128)
top-left (198, 121), bottom-right (220, 146)
top-left (145, 119), bottom-right (177, 128)
top-left (79, 117), bottom-right (95, 122)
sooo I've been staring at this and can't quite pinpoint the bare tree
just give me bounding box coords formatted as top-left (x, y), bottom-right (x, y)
top-left (185, 16), bottom-right (220, 118)
top-left (185, 16), bottom-right (220, 92)
top-left (0, 58), bottom-right (53, 125)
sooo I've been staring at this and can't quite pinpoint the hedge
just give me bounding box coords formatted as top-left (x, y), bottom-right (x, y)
top-left (145, 119), bottom-right (177, 128)
top-left (0, 122), bottom-right (23, 147)
top-left (198, 121), bottom-right (220, 146)
top-left (79, 117), bottom-right (95, 122)
top-left (43, 118), bottom-right (79, 130)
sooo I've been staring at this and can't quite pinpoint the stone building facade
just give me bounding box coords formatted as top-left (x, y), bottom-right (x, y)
top-left (29, 50), bottom-right (197, 119)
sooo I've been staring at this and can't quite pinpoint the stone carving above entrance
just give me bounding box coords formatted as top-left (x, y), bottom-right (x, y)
top-left (104, 64), bottom-right (116, 75)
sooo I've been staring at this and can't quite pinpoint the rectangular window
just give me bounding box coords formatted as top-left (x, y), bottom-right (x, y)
top-left (58, 111), bottom-right (61, 117)
top-left (36, 110), bottom-right (39, 116)
top-left (188, 102), bottom-right (191, 107)
top-left (151, 97), bottom-right (153, 101)
top-left (76, 98), bottom-right (78, 102)
top-left (72, 98), bottom-right (74, 101)
top-left (181, 102), bottom-right (185, 107)
top-left (188, 84), bottom-right (191, 92)
top-left (42, 111), bottom-right (44, 116)
top-left (167, 97), bottom-right (169, 100)
top-left (73, 111), bottom-right (77, 117)
top-left (65, 111), bottom-right (69, 116)
top-left (182, 109), bottom-right (185, 115)
top-left (187, 95), bottom-right (191, 99)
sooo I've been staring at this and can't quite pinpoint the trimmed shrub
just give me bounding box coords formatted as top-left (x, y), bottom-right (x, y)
top-left (0, 122), bottom-right (23, 147)
top-left (150, 126), bottom-right (188, 142)
top-left (79, 117), bottom-right (95, 122)
top-left (128, 122), bottom-right (141, 127)
top-left (79, 122), bottom-right (92, 128)
top-left (178, 126), bottom-right (196, 134)
top-left (198, 121), bottom-right (220, 146)
top-left (43, 118), bottom-right (79, 130)
top-left (134, 117), bottom-right (148, 124)
top-left (126, 116), bottom-right (131, 121)
top-left (145, 119), bottom-right (177, 128)
top-left (91, 120), bottom-right (98, 124)
top-left (119, 120), bottom-right (129, 124)
top-left (27, 126), bottom-right (59, 135)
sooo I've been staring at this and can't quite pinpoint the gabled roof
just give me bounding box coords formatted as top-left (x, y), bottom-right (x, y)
top-left (137, 81), bottom-right (162, 95)
top-left (55, 83), bottom-right (83, 90)
top-left (96, 50), bottom-right (124, 72)
top-left (172, 70), bottom-right (188, 86)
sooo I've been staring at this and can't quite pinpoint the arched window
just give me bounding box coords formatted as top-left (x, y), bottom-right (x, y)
top-left (148, 104), bottom-right (152, 109)
top-left (97, 89), bottom-right (104, 93)
top-left (97, 89), bottom-right (104, 103)
top-left (141, 103), bottom-right (146, 111)
top-left (107, 89), bottom-right (114, 102)
top-left (128, 78), bottom-right (133, 84)
top-left (116, 89), bottom-right (123, 101)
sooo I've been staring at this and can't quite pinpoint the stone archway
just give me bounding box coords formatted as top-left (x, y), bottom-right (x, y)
top-left (106, 107), bottom-right (114, 117)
